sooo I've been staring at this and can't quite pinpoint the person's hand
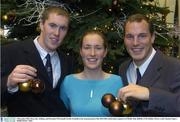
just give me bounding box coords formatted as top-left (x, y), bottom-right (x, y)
top-left (7, 65), bottom-right (37, 88)
top-left (118, 83), bottom-right (149, 103)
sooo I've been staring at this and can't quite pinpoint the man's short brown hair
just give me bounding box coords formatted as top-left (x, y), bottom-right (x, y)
top-left (40, 6), bottom-right (70, 24)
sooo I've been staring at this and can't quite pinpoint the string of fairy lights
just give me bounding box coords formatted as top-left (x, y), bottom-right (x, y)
top-left (1, 0), bottom-right (179, 38)
top-left (1, 0), bottom-right (180, 73)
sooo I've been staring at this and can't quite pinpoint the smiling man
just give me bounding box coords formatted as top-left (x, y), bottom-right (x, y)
top-left (1, 6), bottom-right (75, 116)
top-left (118, 14), bottom-right (180, 116)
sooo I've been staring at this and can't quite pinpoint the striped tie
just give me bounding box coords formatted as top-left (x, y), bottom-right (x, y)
top-left (45, 54), bottom-right (53, 84)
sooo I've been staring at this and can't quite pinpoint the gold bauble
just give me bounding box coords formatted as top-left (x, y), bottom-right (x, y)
top-left (2, 15), bottom-right (8, 21)
top-left (122, 103), bottom-right (133, 115)
top-left (19, 80), bottom-right (31, 92)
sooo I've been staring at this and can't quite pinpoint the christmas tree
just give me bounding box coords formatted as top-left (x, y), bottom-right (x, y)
top-left (1, 0), bottom-right (180, 73)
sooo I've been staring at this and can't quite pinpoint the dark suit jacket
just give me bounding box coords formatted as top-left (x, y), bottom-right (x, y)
top-left (119, 50), bottom-right (180, 116)
top-left (1, 39), bottom-right (75, 117)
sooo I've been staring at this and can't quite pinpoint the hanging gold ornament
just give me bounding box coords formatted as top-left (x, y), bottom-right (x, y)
top-left (36, 24), bottom-right (41, 32)
top-left (2, 15), bottom-right (8, 21)
top-left (19, 79), bottom-right (45, 93)
top-left (19, 80), bottom-right (31, 92)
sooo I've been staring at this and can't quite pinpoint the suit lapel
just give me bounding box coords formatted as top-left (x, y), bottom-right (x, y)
top-left (139, 50), bottom-right (163, 87)
top-left (120, 50), bottom-right (163, 87)
top-left (56, 51), bottom-right (66, 88)
top-left (22, 40), bottom-right (52, 89)
top-left (119, 59), bottom-right (132, 86)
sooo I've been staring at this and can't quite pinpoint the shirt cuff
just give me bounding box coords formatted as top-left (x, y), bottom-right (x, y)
top-left (7, 85), bottom-right (19, 94)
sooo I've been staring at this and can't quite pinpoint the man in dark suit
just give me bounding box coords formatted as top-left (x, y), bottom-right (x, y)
top-left (118, 14), bottom-right (180, 116)
top-left (1, 6), bottom-right (75, 116)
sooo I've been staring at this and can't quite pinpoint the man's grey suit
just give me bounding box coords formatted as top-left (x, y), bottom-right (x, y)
top-left (119, 50), bottom-right (180, 116)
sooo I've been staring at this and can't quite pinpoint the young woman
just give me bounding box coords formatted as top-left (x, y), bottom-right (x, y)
top-left (60, 30), bottom-right (123, 117)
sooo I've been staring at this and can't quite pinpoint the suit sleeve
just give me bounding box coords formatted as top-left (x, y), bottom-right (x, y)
top-left (148, 59), bottom-right (180, 116)
top-left (67, 54), bottom-right (76, 74)
top-left (1, 45), bottom-right (14, 106)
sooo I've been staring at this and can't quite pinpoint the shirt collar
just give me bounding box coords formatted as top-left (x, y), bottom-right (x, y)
top-left (33, 37), bottom-right (56, 60)
top-left (133, 48), bottom-right (156, 76)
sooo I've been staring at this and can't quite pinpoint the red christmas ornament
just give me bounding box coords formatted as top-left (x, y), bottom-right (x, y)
top-left (101, 93), bottom-right (133, 116)
top-left (101, 93), bottom-right (116, 108)
top-left (31, 79), bottom-right (45, 94)
top-left (109, 100), bottom-right (123, 116)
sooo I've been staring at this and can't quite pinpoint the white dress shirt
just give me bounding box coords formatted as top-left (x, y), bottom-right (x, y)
top-left (34, 37), bottom-right (61, 88)
top-left (126, 48), bottom-right (156, 84)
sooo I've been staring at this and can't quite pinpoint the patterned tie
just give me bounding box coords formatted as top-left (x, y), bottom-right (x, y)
top-left (45, 54), bottom-right (53, 83)
top-left (136, 68), bottom-right (141, 84)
